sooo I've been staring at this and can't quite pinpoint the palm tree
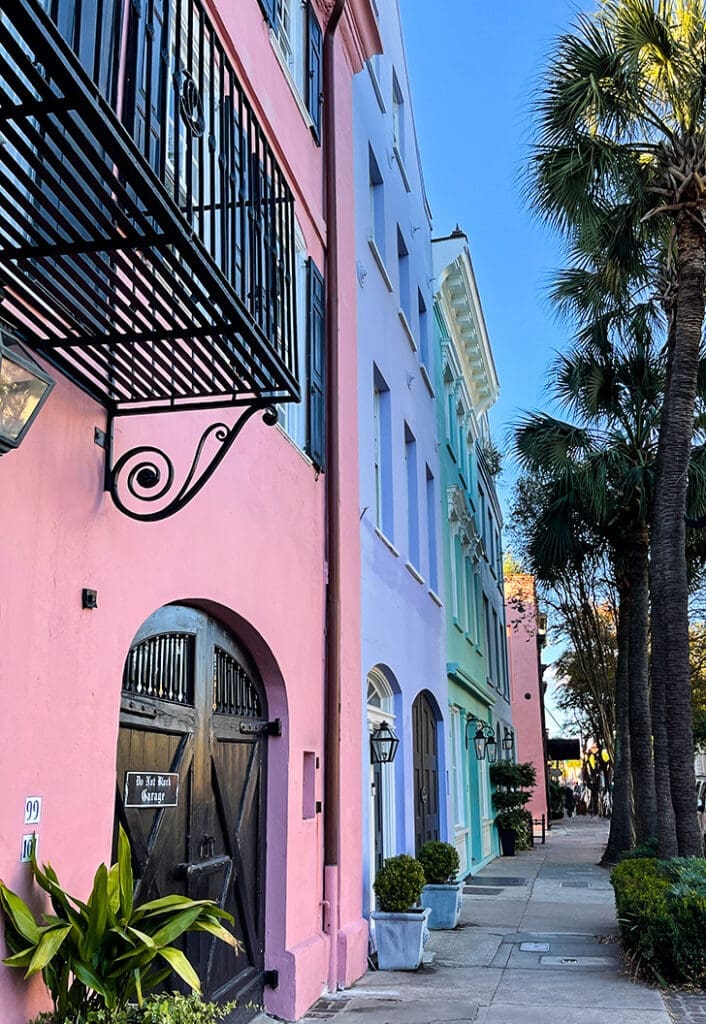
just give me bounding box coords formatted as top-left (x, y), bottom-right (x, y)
top-left (514, 327), bottom-right (664, 847)
top-left (530, 0), bottom-right (706, 855)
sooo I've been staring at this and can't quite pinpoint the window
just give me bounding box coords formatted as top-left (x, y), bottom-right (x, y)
top-left (397, 227), bottom-right (411, 328)
top-left (392, 70), bottom-right (405, 163)
top-left (492, 609), bottom-right (500, 688)
top-left (449, 531), bottom-right (459, 621)
top-left (281, 227), bottom-right (308, 449)
top-left (455, 534), bottom-right (466, 626)
top-left (465, 556), bottom-right (475, 642)
top-left (426, 466), bottom-right (438, 593)
top-left (280, 235), bottom-right (325, 470)
top-left (483, 595), bottom-right (492, 681)
top-left (262, 0), bottom-right (322, 141)
top-left (373, 366), bottom-right (394, 539)
top-left (418, 290), bottom-right (429, 368)
top-left (369, 147), bottom-right (385, 262)
top-left (405, 424), bottom-right (419, 568)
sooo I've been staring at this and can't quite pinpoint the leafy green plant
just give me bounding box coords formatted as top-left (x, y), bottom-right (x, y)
top-left (373, 855), bottom-right (426, 913)
top-left (490, 761), bottom-right (536, 849)
top-left (1, 828), bottom-right (240, 1022)
top-left (611, 857), bottom-right (706, 984)
top-left (417, 842), bottom-right (460, 885)
top-left (31, 993), bottom-right (238, 1024)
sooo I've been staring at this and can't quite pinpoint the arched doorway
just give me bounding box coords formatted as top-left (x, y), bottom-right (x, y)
top-left (412, 690), bottom-right (440, 853)
top-left (366, 667), bottom-right (396, 909)
top-left (113, 605), bottom-right (268, 1017)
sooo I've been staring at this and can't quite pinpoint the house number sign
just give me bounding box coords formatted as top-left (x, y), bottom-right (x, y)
top-left (124, 772), bottom-right (179, 808)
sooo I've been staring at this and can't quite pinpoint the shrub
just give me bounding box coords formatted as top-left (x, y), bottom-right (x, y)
top-left (490, 761), bottom-right (536, 844)
top-left (373, 855), bottom-right (426, 913)
top-left (418, 842), bottom-right (460, 885)
top-left (1, 827), bottom-right (239, 1023)
top-left (619, 837), bottom-right (658, 862)
top-left (611, 857), bottom-right (706, 985)
top-left (31, 994), bottom-right (238, 1024)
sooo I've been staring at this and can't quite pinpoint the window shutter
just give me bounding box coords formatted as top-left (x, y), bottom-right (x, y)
top-left (307, 258), bottom-right (326, 471)
top-left (257, 0), bottom-right (280, 29)
top-left (307, 4), bottom-right (323, 144)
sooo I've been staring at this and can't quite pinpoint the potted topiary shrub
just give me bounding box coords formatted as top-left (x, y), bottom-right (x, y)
top-left (418, 841), bottom-right (462, 930)
top-left (490, 761), bottom-right (537, 856)
top-left (371, 854), bottom-right (430, 970)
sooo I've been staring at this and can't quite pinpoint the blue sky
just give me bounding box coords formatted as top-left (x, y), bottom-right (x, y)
top-left (401, 0), bottom-right (586, 517)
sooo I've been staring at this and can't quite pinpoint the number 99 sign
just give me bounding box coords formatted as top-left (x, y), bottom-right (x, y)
top-left (24, 797), bottom-right (42, 825)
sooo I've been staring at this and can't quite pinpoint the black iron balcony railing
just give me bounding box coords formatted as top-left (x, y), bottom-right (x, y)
top-left (0, 0), bottom-right (299, 415)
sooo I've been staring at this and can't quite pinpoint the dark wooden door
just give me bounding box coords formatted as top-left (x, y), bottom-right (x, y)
top-left (114, 605), bottom-right (267, 1019)
top-left (412, 691), bottom-right (439, 854)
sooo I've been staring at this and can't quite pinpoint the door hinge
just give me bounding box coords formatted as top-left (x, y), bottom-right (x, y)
top-left (264, 969), bottom-right (279, 989)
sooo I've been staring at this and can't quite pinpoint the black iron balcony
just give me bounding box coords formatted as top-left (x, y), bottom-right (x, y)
top-left (0, 0), bottom-right (299, 416)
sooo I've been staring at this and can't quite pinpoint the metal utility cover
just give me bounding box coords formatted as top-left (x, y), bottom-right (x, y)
top-left (540, 955), bottom-right (618, 967)
top-left (520, 942), bottom-right (551, 952)
top-left (464, 886), bottom-right (504, 895)
top-left (561, 881), bottom-right (590, 888)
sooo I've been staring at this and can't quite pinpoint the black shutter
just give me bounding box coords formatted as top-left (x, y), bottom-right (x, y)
top-left (307, 4), bottom-right (323, 144)
top-left (307, 258), bottom-right (326, 471)
top-left (257, 0), bottom-right (280, 29)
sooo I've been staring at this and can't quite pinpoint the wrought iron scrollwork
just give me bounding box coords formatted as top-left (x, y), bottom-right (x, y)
top-left (178, 70), bottom-right (205, 137)
top-left (108, 404), bottom-right (278, 522)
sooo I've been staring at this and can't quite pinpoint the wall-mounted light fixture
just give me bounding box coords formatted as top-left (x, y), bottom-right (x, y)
top-left (370, 721), bottom-right (400, 764)
top-left (0, 325), bottom-right (54, 455)
top-left (465, 714), bottom-right (496, 763)
top-left (502, 728), bottom-right (514, 753)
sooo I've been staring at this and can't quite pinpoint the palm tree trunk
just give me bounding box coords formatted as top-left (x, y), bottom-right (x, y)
top-left (602, 587), bottom-right (634, 863)
top-left (624, 529), bottom-right (657, 842)
top-left (650, 213), bottom-right (705, 857)
top-left (652, 640), bottom-right (677, 858)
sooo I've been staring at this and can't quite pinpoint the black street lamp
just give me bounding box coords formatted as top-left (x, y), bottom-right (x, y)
top-left (465, 715), bottom-right (495, 761)
top-left (502, 728), bottom-right (514, 753)
top-left (370, 721), bottom-right (400, 764)
top-left (0, 327), bottom-right (54, 455)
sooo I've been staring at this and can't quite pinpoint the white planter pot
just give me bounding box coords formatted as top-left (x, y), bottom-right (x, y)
top-left (420, 881), bottom-right (464, 929)
top-left (370, 907), bottom-right (431, 970)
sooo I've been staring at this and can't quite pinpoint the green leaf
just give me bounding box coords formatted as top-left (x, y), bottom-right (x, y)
top-left (126, 925), bottom-right (155, 948)
top-left (158, 945), bottom-right (202, 992)
top-left (71, 958), bottom-right (109, 998)
top-left (0, 885), bottom-right (40, 943)
top-left (132, 895), bottom-right (214, 917)
top-left (150, 906), bottom-right (204, 947)
top-left (190, 919), bottom-right (240, 949)
top-left (117, 825), bottom-right (134, 920)
top-left (107, 863), bottom-right (121, 918)
top-left (81, 863), bottom-right (108, 961)
top-left (2, 946), bottom-right (35, 968)
top-left (25, 925), bottom-right (71, 978)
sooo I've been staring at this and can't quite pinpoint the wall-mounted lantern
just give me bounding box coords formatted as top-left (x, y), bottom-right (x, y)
top-left (465, 714), bottom-right (495, 762)
top-left (502, 728), bottom-right (514, 753)
top-left (0, 326), bottom-right (54, 455)
top-left (370, 721), bottom-right (400, 764)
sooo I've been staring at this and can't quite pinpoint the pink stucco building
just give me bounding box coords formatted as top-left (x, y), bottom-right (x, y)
top-left (0, 1), bottom-right (380, 1021)
top-left (504, 573), bottom-right (550, 826)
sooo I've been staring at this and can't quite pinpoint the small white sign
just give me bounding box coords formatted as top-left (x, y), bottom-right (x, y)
top-left (20, 833), bottom-right (37, 863)
top-left (24, 796), bottom-right (42, 825)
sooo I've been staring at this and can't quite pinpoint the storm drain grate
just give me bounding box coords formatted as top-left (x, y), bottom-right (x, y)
top-left (466, 876), bottom-right (528, 886)
top-left (464, 886), bottom-right (504, 895)
top-left (561, 881), bottom-right (590, 888)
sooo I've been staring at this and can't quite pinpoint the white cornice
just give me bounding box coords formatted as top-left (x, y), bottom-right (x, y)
top-left (433, 236), bottom-right (499, 416)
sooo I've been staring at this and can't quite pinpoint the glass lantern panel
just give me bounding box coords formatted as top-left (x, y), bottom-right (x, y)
top-left (0, 357), bottom-right (50, 443)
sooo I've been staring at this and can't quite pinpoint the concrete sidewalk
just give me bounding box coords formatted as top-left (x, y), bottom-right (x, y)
top-left (300, 817), bottom-right (674, 1024)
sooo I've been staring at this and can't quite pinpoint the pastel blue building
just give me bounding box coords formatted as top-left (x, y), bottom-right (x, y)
top-left (353, 0), bottom-right (448, 918)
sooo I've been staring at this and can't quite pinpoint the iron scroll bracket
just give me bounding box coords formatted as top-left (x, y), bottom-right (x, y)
top-left (104, 402), bottom-right (279, 522)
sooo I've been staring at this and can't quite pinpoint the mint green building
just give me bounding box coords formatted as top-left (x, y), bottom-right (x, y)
top-left (432, 231), bottom-right (514, 875)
